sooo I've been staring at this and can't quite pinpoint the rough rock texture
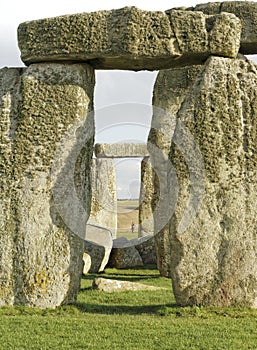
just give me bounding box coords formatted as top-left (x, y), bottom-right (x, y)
top-left (108, 238), bottom-right (143, 269)
top-left (149, 64), bottom-right (203, 277)
top-left (95, 143), bottom-right (148, 158)
top-left (134, 236), bottom-right (157, 266)
top-left (84, 224), bottom-right (113, 273)
top-left (0, 68), bottom-right (23, 306)
top-left (138, 157), bottom-right (154, 237)
top-left (92, 277), bottom-right (165, 292)
top-left (189, 1), bottom-right (257, 54)
top-left (18, 7), bottom-right (241, 70)
top-left (87, 158), bottom-right (117, 238)
top-left (0, 63), bottom-right (95, 308)
top-left (158, 55), bottom-right (257, 307)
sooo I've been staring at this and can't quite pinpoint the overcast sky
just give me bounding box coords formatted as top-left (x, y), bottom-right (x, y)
top-left (0, 0), bottom-right (248, 198)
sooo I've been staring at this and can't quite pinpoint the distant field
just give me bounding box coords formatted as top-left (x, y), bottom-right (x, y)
top-left (117, 200), bottom-right (139, 239)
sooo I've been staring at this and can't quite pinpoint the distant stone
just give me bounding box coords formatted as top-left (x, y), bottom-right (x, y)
top-left (84, 225), bottom-right (113, 273)
top-left (84, 241), bottom-right (110, 273)
top-left (109, 236), bottom-right (157, 267)
top-left (92, 277), bottom-right (165, 292)
top-left (18, 7), bottom-right (240, 70)
top-left (153, 56), bottom-right (257, 307)
top-left (82, 253), bottom-right (91, 275)
top-left (95, 143), bottom-right (149, 158)
top-left (108, 238), bottom-right (143, 269)
top-left (88, 158), bottom-right (117, 238)
top-left (138, 157), bottom-right (154, 237)
top-left (134, 236), bottom-right (157, 266)
top-left (112, 237), bottom-right (130, 248)
top-left (190, 1), bottom-right (257, 54)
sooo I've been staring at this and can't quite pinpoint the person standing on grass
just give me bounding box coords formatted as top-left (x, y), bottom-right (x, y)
top-left (131, 222), bottom-right (135, 233)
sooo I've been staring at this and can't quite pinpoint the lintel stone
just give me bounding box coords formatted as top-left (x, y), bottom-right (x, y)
top-left (94, 143), bottom-right (149, 158)
top-left (18, 7), bottom-right (241, 70)
top-left (188, 1), bottom-right (257, 54)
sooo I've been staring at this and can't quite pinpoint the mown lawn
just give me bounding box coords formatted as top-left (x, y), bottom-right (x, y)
top-left (0, 268), bottom-right (257, 349)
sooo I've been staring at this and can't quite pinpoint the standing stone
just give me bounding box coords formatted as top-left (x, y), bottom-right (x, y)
top-left (134, 236), bottom-right (157, 266)
top-left (149, 65), bottom-right (203, 277)
top-left (138, 157), bottom-right (154, 237)
top-left (82, 253), bottom-right (91, 275)
top-left (159, 56), bottom-right (257, 307)
top-left (108, 238), bottom-right (143, 269)
top-left (84, 224), bottom-right (113, 273)
top-left (0, 63), bottom-right (95, 308)
top-left (0, 68), bottom-right (23, 305)
top-left (87, 158), bottom-right (117, 238)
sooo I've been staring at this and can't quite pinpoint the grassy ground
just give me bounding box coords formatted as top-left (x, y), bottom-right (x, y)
top-left (0, 268), bottom-right (257, 349)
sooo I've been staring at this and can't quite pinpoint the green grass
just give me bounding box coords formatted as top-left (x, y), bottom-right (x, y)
top-left (1, 268), bottom-right (257, 349)
top-left (116, 230), bottom-right (138, 240)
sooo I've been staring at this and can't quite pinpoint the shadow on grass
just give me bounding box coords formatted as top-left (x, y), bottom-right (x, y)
top-left (82, 275), bottom-right (161, 285)
top-left (73, 302), bottom-right (177, 315)
top-left (82, 266), bottom-right (162, 284)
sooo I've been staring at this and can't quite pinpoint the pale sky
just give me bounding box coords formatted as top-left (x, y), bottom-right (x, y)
top-left (0, 0), bottom-right (251, 198)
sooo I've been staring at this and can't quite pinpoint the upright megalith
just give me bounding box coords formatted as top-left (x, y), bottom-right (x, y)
top-left (0, 68), bottom-right (23, 305)
top-left (88, 157), bottom-right (117, 238)
top-left (152, 56), bottom-right (257, 307)
top-left (84, 225), bottom-right (113, 273)
top-left (0, 63), bottom-right (95, 308)
top-left (138, 157), bottom-right (154, 238)
top-left (148, 65), bottom-right (203, 277)
top-left (17, 7), bottom-right (241, 70)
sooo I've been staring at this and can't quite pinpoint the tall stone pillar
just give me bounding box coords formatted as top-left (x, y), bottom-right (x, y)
top-left (138, 157), bottom-right (154, 238)
top-left (151, 56), bottom-right (257, 307)
top-left (0, 63), bottom-right (95, 308)
top-left (87, 157), bottom-right (117, 239)
top-left (0, 68), bottom-right (23, 305)
top-left (149, 65), bottom-right (202, 277)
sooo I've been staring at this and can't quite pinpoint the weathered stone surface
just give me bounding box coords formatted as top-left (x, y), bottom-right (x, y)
top-left (110, 236), bottom-right (156, 266)
top-left (84, 224), bottom-right (113, 273)
top-left (82, 253), bottom-right (91, 274)
top-left (112, 237), bottom-right (129, 248)
top-left (84, 242), bottom-right (111, 273)
top-left (157, 56), bottom-right (257, 307)
top-left (0, 68), bottom-right (23, 305)
top-left (0, 63), bottom-right (95, 308)
top-left (87, 158), bottom-right (117, 238)
top-left (95, 143), bottom-right (148, 158)
top-left (138, 157), bottom-right (154, 237)
top-left (134, 236), bottom-right (157, 266)
top-left (18, 7), bottom-right (241, 70)
top-left (108, 238), bottom-right (143, 269)
top-left (189, 1), bottom-right (257, 54)
top-left (149, 64), bottom-right (203, 277)
top-left (92, 277), bottom-right (165, 292)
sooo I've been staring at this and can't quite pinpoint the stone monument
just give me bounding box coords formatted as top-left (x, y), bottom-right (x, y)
top-left (1, 2), bottom-right (257, 308)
